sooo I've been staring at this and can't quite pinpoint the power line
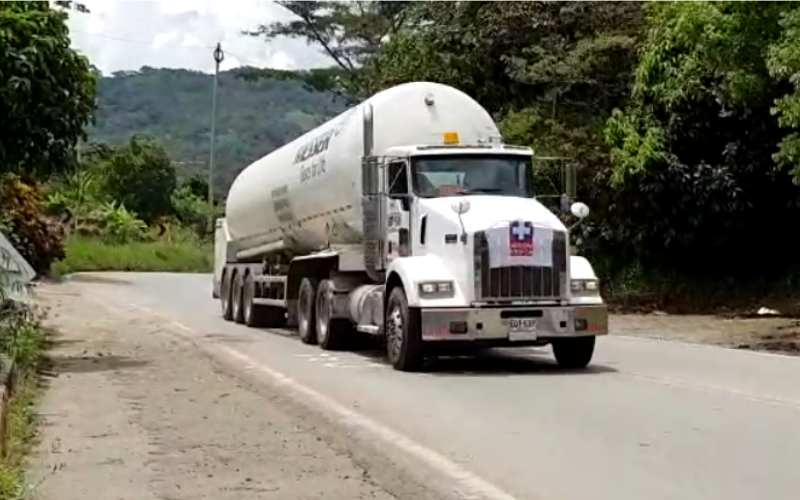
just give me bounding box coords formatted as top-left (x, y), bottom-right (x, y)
top-left (71, 29), bottom-right (217, 51)
top-left (70, 29), bottom-right (261, 68)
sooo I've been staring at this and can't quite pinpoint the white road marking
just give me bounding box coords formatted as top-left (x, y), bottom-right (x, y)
top-left (621, 371), bottom-right (800, 412)
top-left (215, 343), bottom-right (522, 500)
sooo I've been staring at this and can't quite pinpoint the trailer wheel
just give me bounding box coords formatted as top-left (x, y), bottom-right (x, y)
top-left (316, 279), bottom-right (350, 351)
top-left (552, 336), bottom-right (595, 369)
top-left (242, 273), bottom-right (257, 326)
top-left (242, 273), bottom-right (286, 328)
top-left (297, 278), bottom-right (318, 344)
top-left (221, 269), bottom-right (233, 321)
top-left (385, 287), bottom-right (424, 372)
top-left (231, 271), bottom-right (245, 324)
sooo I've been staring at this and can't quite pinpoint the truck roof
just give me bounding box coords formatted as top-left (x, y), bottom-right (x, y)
top-left (385, 144), bottom-right (533, 157)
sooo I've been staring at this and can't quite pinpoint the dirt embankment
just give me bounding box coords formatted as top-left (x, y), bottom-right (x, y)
top-left (611, 313), bottom-right (800, 355)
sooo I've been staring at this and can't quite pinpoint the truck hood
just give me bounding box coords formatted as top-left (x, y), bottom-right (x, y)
top-left (418, 195), bottom-right (568, 233)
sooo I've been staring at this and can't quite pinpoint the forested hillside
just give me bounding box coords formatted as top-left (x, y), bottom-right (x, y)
top-left (89, 67), bottom-right (345, 191)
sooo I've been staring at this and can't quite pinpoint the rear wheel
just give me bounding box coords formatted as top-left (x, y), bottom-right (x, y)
top-left (316, 279), bottom-right (350, 351)
top-left (220, 269), bottom-right (233, 321)
top-left (552, 336), bottom-right (595, 369)
top-left (297, 278), bottom-right (318, 344)
top-left (385, 287), bottom-right (424, 372)
top-left (242, 273), bottom-right (258, 326)
top-left (231, 271), bottom-right (245, 324)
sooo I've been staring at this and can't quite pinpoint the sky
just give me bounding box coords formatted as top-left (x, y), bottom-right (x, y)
top-left (65, 0), bottom-right (332, 75)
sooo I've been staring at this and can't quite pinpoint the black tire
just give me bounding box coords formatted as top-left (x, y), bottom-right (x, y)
top-left (231, 271), bottom-right (245, 324)
top-left (242, 272), bottom-right (258, 326)
top-left (297, 277), bottom-right (318, 344)
top-left (385, 287), bottom-right (424, 372)
top-left (221, 269), bottom-right (233, 321)
top-left (552, 336), bottom-right (596, 369)
top-left (316, 279), bottom-right (351, 351)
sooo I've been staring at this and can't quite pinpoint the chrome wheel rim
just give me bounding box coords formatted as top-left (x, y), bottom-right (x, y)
top-left (386, 305), bottom-right (403, 362)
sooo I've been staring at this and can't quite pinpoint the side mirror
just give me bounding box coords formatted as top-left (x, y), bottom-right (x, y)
top-left (450, 199), bottom-right (472, 216)
top-left (570, 201), bottom-right (590, 219)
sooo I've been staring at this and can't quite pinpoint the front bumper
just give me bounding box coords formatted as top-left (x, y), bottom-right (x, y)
top-left (419, 304), bottom-right (608, 342)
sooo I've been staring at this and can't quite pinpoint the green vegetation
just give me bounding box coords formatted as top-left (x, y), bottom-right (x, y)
top-left (52, 235), bottom-right (212, 276)
top-left (41, 136), bottom-right (220, 276)
top-left (0, 2), bottom-right (95, 179)
top-left (0, 288), bottom-right (48, 500)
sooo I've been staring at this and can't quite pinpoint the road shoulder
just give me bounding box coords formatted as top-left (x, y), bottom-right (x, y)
top-left (27, 281), bottom-right (428, 500)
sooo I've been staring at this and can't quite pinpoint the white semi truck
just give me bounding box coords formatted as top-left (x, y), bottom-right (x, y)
top-left (213, 81), bottom-right (608, 372)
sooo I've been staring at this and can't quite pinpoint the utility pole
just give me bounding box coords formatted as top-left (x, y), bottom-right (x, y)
top-left (208, 42), bottom-right (224, 230)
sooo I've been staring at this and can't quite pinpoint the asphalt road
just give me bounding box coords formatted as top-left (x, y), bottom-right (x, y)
top-left (81, 272), bottom-right (800, 500)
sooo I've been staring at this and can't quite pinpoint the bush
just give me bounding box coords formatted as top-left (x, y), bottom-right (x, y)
top-left (171, 185), bottom-right (220, 240)
top-left (0, 175), bottom-right (65, 275)
top-left (51, 233), bottom-right (213, 275)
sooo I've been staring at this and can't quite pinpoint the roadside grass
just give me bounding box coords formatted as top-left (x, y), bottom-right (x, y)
top-left (51, 234), bottom-right (213, 276)
top-left (0, 311), bottom-right (47, 500)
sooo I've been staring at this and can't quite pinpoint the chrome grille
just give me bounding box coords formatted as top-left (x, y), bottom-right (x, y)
top-left (473, 229), bottom-right (567, 301)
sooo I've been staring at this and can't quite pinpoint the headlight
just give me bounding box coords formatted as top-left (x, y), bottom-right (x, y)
top-left (571, 279), bottom-right (599, 294)
top-left (418, 280), bottom-right (455, 298)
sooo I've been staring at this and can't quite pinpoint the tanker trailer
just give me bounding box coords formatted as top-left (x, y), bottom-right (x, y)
top-left (213, 81), bottom-right (608, 372)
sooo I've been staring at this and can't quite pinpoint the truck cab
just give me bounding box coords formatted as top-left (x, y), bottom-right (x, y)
top-left (360, 137), bottom-right (607, 369)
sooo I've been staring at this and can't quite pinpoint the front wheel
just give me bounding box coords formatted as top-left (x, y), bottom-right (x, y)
top-left (552, 336), bottom-right (596, 369)
top-left (385, 287), bottom-right (424, 372)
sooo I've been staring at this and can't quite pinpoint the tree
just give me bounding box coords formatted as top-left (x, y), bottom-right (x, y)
top-left (0, 2), bottom-right (96, 178)
top-left (768, 4), bottom-right (800, 183)
top-left (603, 1), bottom-right (800, 278)
top-left (244, 1), bottom-right (411, 101)
top-left (100, 136), bottom-right (177, 224)
top-left (182, 175), bottom-right (211, 202)
top-left (377, 2), bottom-right (643, 117)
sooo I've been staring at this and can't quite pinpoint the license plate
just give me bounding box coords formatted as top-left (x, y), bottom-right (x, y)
top-left (508, 318), bottom-right (537, 341)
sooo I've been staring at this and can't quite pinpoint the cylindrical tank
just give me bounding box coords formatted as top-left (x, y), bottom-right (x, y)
top-left (226, 81), bottom-right (500, 257)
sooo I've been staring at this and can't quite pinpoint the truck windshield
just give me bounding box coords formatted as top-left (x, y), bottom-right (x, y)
top-left (411, 154), bottom-right (534, 198)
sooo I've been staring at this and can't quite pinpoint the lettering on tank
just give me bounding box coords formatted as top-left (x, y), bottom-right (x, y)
top-left (293, 129), bottom-right (335, 164)
top-left (300, 158), bottom-right (327, 183)
top-left (271, 184), bottom-right (294, 224)
top-left (294, 111), bottom-right (354, 183)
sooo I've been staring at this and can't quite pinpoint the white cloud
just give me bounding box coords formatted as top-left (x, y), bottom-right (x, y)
top-left (65, 0), bottom-right (332, 75)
